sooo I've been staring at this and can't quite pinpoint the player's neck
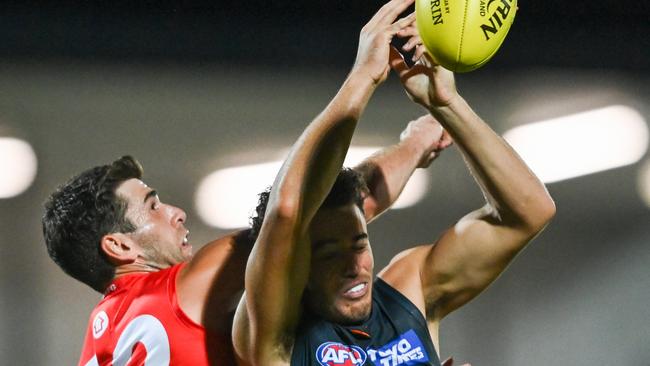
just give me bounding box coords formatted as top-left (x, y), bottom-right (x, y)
top-left (114, 262), bottom-right (165, 277)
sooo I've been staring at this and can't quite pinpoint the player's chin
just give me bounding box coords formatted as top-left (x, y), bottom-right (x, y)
top-left (169, 251), bottom-right (191, 265)
top-left (334, 296), bottom-right (372, 325)
top-left (180, 243), bottom-right (193, 260)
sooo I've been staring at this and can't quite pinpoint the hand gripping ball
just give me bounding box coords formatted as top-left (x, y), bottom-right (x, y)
top-left (416, 0), bottom-right (518, 72)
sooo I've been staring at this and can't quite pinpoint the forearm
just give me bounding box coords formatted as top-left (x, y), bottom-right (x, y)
top-left (355, 136), bottom-right (427, 222)
top-left (429, 96), bottom-right (555, 228)
top-left (269, 71), bottom-right (377, 222)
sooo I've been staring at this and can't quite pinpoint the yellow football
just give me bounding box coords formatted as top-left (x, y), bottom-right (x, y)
top-left (416, 0), bottom-right (517, 72)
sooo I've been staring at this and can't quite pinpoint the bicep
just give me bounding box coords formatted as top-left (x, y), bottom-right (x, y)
top-left (236, 213), bottom-right (310, 363)
top-left (245, 216), bottom-right (310, 329)
top-left (422, 206), bottom-right (537, 318)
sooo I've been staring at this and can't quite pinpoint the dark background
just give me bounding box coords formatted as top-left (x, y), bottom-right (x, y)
top-left (1, 0), bottom-right (648, 70)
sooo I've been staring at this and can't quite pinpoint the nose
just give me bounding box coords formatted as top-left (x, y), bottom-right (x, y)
top-left (342, 251), bottom-right (363, 278)
top-left (169, 205), bottom-right (186, 227)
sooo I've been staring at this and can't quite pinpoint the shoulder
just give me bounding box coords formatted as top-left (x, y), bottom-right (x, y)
top-left (377, 245), bottom-right (432, 316)
top-left (180, 229), bottom-right (251, 276)
top-left (176, 230), bottom-right (253, 330)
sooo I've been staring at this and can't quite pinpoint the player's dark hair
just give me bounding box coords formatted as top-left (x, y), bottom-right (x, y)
top-left (42, 156), bottom-right (143, 293)
top-left (249, 167), bottom-right (369, 243)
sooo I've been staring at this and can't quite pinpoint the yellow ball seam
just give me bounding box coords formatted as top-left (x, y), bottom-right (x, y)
top-left (457, 0), bottom-right (470, 72)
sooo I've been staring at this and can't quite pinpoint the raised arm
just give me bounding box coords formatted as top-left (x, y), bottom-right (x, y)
top-left (382, 52), bottom-right (556, 319)
top-left (233, 1), bottom-right (417, 364)
top-left (356, 114), bottom-right (452, 223)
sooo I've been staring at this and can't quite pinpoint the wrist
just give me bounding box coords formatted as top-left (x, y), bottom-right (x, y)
top-left (398, 131), bottom-right (433, 160)
top-left (347, 66), bottom-right (382, 88)
top-left (334, 70), bottom-right (379, 120)
top-left (428, 93), bottom-right (464, 118)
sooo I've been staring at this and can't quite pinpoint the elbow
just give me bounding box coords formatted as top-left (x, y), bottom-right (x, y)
top-left (269, 201), bottom-right (300, 225)
top-left (266, 191), bottom-right (303, 225)
top-left (540, 196), bottom-right (557, 223)
top-left (524, 194), bottom-right (557, 233)
top-left (536, 188), bottom-right (557, 224)
top-left (499, 192), bottom-right (556, 235)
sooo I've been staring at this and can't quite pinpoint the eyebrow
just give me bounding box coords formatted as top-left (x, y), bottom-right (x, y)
top-left (354, 233), bottom-right (369, 241)
top-left (143, 189), bottom-right (158, 204)
top-left (313, 238), bottom-right (337, 248)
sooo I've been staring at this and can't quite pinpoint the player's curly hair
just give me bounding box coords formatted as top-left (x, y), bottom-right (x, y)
top-left (42, 156), bottom-right (143, 293)
top-left (249, 167), bottom-right (369, 244)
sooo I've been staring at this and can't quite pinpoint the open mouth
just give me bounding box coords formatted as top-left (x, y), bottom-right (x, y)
top-left (342, 282), bottom-right (368, 300)
top-left (181, 230), bottom-right (191, 248)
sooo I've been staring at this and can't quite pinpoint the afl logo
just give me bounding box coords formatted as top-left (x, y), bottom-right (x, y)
top-left (92, 311), bottom-right (109, 339)
top-left (316, 342), bottom-right (367, 366)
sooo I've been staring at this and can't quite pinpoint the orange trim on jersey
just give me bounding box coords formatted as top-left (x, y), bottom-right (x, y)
top-left (350, 329), bottom-right (371, 338)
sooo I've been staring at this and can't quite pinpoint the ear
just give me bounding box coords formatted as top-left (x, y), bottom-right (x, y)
top-left (100, 233), bottom-right (139, 265)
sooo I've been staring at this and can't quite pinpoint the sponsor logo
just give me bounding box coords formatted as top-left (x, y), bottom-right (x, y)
top-left (480, 0), bottom-right (515, 41)
top-left (429, 0), bottom-right (444, 25)
top-left (92, 311), bottom-right (109, 339)
top-left (480, 0), bottom-right (487, 16)
top-left (366, 330), bottom-right (429, 366)
top-left (316, 342), bottom-right (367, 366)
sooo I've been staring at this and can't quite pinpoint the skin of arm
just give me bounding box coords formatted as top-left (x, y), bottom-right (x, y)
top-left (380, 51), bottom-right (556, 330)
top-left (175, 230), bottom-right (253, 333)
top-left (232, 1), bottom-right (419, 364)
top-left (357, 114), bottom-right (452, 223)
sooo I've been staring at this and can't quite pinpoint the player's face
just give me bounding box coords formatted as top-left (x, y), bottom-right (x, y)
top-left (305, 203), bottom-right (374, 324)
top-left (116, 179), bottom-right (191, 268)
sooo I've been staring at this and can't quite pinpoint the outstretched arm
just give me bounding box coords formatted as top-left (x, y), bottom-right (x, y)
top-left (356, 114), bottom-right (452, 223)
top-left (233, 1), bottom-right (417, 364)
top-left (382, 52), bottom-right (556, 320)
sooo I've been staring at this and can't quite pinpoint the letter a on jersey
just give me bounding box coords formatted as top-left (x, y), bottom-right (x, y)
top-left (316, 342), bottom-right (367, 366)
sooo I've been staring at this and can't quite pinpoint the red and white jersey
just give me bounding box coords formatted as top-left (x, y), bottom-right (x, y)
top-left (78, 263), bottom-right (232, 366)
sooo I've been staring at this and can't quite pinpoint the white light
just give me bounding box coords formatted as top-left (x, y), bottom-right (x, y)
top-left (342, 147), bottom-right (383, 166)
top-left (638, 160), bottom-right (650, 208)
top-left (0, 137), bottom-right (38, 198)
top-left (195, 161), bottom-right (282, 229)
top-left (503, 105), bottom-right (649, 183)
top-left (342, 146), bottom-right (428, 210)
top-left (195, 146), bottom-right (429, 228)
top-left (392, 169), bottom-right (428, 209)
